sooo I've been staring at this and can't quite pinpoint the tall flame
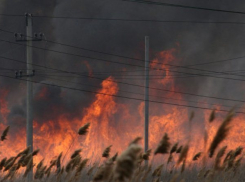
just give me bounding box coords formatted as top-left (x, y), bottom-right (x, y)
top-left (0, 46), bottom-right (245, 166)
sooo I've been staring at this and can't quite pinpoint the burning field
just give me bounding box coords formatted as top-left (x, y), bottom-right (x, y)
top-left (0, 109), bottom-right (244, 181)
top-left (0, 46), bottom-right (244, 181)
top-left (1, 47), bottom-right (245, 163)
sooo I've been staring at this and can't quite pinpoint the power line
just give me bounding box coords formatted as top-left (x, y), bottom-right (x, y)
top-left (0, 67), bottom-right (235, 107)
top-left (0, 56), bottom-right (244, 104)
top-left (36, 67), bottom-right (245, 77)
top-left (37, 74), bottom-right (242, 109)
top-left (36, 72), bottom-right (227, 80)
top-left (36, 72), bottom-right (190, 77)
top-left (27, 68), bottom-right (245, 75)
top-left (1, 28), bottom-right (245, 78)
top-left (0, 28), bottom-right (243, 74)
top-left (37, 75), bottom-right (199, 80)
top-left (3, 38), bottom-right (245, 83)
top-left (1, 73), bottom-right (242, 114)
top-left (185, 56), bottom-right (245, 67)
top-left (0, 30), bottom-right (243, 102)
top-left (2, 13), bottom-right (245, 24)
top-left (31, 16), bottom-right (245, 24)
top-left (0, 14), bottom-right (23, 17)
top-left (26, 36), bottom-right (245, 74)
top-left (18, 67), bottom-right (245, 77)
top-left (30, 62), bottom-right (245, 80)
top-left (1, 57), bottom-right (244, 105)
top-left (121, 0), bottom-right (245, 15)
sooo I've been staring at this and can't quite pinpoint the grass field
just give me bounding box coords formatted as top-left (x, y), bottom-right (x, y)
top-left (0, 110), bottom-right (243, 182)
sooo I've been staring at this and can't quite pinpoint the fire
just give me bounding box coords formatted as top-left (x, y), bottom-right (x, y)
top-left (151, 47), bottom-right (179, 88)
top-left (0, 45), bottom-right (245, 168)
top-left (78, 76), bottom-right (119, 158)
top-left (0, 89), bottom-right (10, 124)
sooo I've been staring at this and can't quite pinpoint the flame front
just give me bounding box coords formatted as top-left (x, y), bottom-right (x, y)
top-left (0, 46), bottom-right (245, 166)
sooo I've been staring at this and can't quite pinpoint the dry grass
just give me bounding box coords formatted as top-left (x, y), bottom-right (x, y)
top-left (102, 145), bottom-right (112, 158)
top-left (154, 133), bottom-right (171, 155)
top-left (1, 126), bottom-right (10, 141)
top-left (208, 110), bottom-right (234, 158)
top-left (78, 123), bottom-right (90, 135)
top-left (0, 111), bottom-right (245, 182)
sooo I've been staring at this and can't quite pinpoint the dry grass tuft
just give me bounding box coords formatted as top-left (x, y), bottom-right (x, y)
top-left (113, 144), bottom-right (142, 182)
top-left (214, 146), bottom-right (227, 170)
top-left (75, 158), bottom-right (89, 176)
top-left (170, 142), bottom-right (179, 154)
top-left (111, 152), bottom-right (118, 162)
top-left (56, 152), bottom-right (62, 173)
top-left (78, 123), bottom-right (90, 135)
top-left (193, 152), bottom-right (202, 161)
top-left (142, 149), bottom-right (151, 160)
top-left (177, 145), bottom-right (189, 165)
top-left (23, 158), bottom-right (33, 177)
top-left (32, 149), bottom-right (40, 156)
top-left (181, 159), bottom-right (186, 173)
top-left (102, 145), bottom-right (112, 158)
top-left (17, 146), bottom-right (31, 158)
top-left (176, 145), bottom-right (183, 154)
top-left (36, 159), bottom-right (44, 169)
top-left (154, 133), bottom-right (170, 155)
top-left (129, 137), bottom-right (142, 146)
top-left (93, 158), bottom-right (114, 181)
top-left (167, 153), bottom-right (173, 164)
top-left (0, 157), bottom-right (7, 170)
top-left (71, 149), bottom-right (82, 159)
top-left (1, 126), bottom-right (10, 141)
top-left (208, 110), bottom-right (234, 158)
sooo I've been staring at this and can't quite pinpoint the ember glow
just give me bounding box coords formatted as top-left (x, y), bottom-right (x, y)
top-left (0, 47), bottom-right (245, 166)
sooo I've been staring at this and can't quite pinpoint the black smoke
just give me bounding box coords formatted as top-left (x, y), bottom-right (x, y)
top-left (0, 0), bottom-right (245, 130)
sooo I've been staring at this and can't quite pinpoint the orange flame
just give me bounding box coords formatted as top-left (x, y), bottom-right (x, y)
top-left (0, 46), bottom-right (244, 168)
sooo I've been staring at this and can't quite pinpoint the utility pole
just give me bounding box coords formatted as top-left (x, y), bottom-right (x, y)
top-left (144, 36), bottom-right (149, 163)
top-left (26, 13), bottom-right (33, 159)
top-left (15, 13), bottom-right (43, 181)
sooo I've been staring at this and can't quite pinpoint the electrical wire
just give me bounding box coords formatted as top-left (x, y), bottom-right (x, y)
top-left (0, 57), bottom-right (244, 104)
top-left (1, 13), bottom-right (245, 24)
top-left (121, 0), bottom-right (245, 15)
top-left (0, 28), bottom-right (245, 76)
top-left (35, 74), bottom-right (242, 109)
top-left (0, 72), bottom-right (243, 114)
top-left (2, 38), bottom-right (245, 83)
